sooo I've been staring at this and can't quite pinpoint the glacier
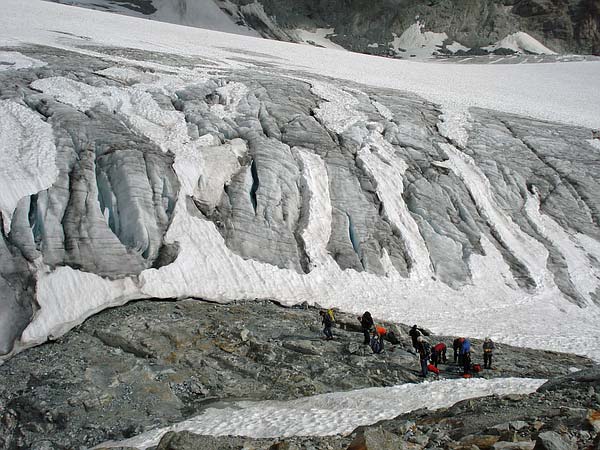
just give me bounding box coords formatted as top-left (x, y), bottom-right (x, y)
top-left (1, 0), bottom-right (600, 370)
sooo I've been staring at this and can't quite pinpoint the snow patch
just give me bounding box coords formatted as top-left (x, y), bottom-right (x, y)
top-left (295, 28), bottom-right (346, 51)
top-left (209, 82), bottom-right (250, 120)
top-left (446, 42), bottom-right (470, 53)
top-left (310, 81), bottom-right (366, 134)
top-left (437, 107), bottom-right (472, 149)
top-left (0, 100), bottom-right (57, 231)
top-left (588, 139), bottom-right (600, 151)
top-left (485, 32), bottom-right (557, 55)
top-left (31, 76), bottom-right (191, 153)
top-left (293, 148), bottom-right (334, 269)
top-left (22, 266), bottom-right (141, 345)
top-left (101, 377), bottom-right (545, 449)
top-left (0, 51), bottom-right (46, 71)
top-left (390, 22), bottom-right (447, 59)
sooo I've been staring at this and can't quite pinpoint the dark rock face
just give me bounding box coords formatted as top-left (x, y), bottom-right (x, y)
top-left (225, 0), bottom-right (599, 55)
top-left (46, 0), bottom-right (600, 55)
top-left (0, 298), bottom-right (593, 449)
top-left (0, 233), bottom-right (34, 356)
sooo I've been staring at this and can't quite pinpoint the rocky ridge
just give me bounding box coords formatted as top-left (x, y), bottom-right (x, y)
top-left (0, 298), bottom-right (593, 449)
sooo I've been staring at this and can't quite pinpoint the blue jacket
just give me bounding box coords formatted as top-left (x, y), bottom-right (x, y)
top-left (461, 339), bottom-right (471, 354)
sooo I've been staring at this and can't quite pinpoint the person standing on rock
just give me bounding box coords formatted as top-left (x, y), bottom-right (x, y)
top-left (320, 310), bottom-right (334, 340)
top-left (461, 338), bottom-right (472, 375)
top-left (358, 311), bottom-right (374, 345)
top-left (409, 325), bottom-right (422, 352)
top-left (483, 337), bottom-right (495, 369)
top-left (453, 337), bottom-right (464, 363)
top-left (417, 336), bottom-right (431, 377)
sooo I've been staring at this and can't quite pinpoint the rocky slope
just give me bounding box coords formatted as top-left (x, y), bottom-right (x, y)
top-left (0, 298), bottom-right (593, 449)
top-left (230, 0), bottom-right (600, 55)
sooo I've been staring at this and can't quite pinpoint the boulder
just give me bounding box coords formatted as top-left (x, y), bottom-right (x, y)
top-left (347, 427), bottom-right (403, 450)
top-left (459, 434), bottom-right (500, 449)
top-left (493, 442), bottom-right (535, 449)
top-left (533, 431), bottom-right (576, 450)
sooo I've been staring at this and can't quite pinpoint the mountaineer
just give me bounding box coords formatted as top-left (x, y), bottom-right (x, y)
top-left (358, 311), bottom-right (374, 345)
top-left (320, 310), bottom-right (334, 340)
top-left (431, 342), bottom-right (447, 367)
top-left (417, 336), bottom-right (431, 377)
top-left (409, 324), bottom-right (423, 351)
top-left (461, 338), bottom-right (472, 375)
top-left (483, 337), bottom-right (495, 369)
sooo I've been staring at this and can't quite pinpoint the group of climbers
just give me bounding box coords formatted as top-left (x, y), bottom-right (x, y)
top-left (319, 310), bottom-right (496, 378)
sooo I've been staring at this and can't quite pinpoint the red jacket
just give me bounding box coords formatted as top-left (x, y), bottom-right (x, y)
top-left (434, 343), bottom-right (447, 353)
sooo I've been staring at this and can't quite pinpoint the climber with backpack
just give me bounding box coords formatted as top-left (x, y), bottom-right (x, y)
top-left (461, 338), bottom-right (472, 375)
top-left (453, 337), bottom-right (463, 363)
top-left (320, 310), bottom-right (334, 340)
top-left (409, 324), bottom-right (422, 352)
top-left (483, 337), bottom-right (495, 369)
top-left (358, 311), bottom-right (374, 345)
top-left (417, 336), bottom-right (431, 377)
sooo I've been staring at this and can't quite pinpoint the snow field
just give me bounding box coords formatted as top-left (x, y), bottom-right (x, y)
top-left (101, 377), bottom-right (546, 449)
top-left (1, 0), bottom-right (599, 129)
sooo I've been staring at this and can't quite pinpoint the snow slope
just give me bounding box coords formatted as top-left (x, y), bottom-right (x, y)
top-left (100, 378), bottom-right (545, 448)
top-left (2, 0), bottom-right (600, 367)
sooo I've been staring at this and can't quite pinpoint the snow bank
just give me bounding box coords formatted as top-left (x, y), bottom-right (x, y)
top-left (486, 32), bottom-right (557, 55)
top-left (21, 266), bottom-right (142, 344)
top-left (0, 100), bottom-right (57, 232)
top-left (101, 377), bottom-right (545, 449)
